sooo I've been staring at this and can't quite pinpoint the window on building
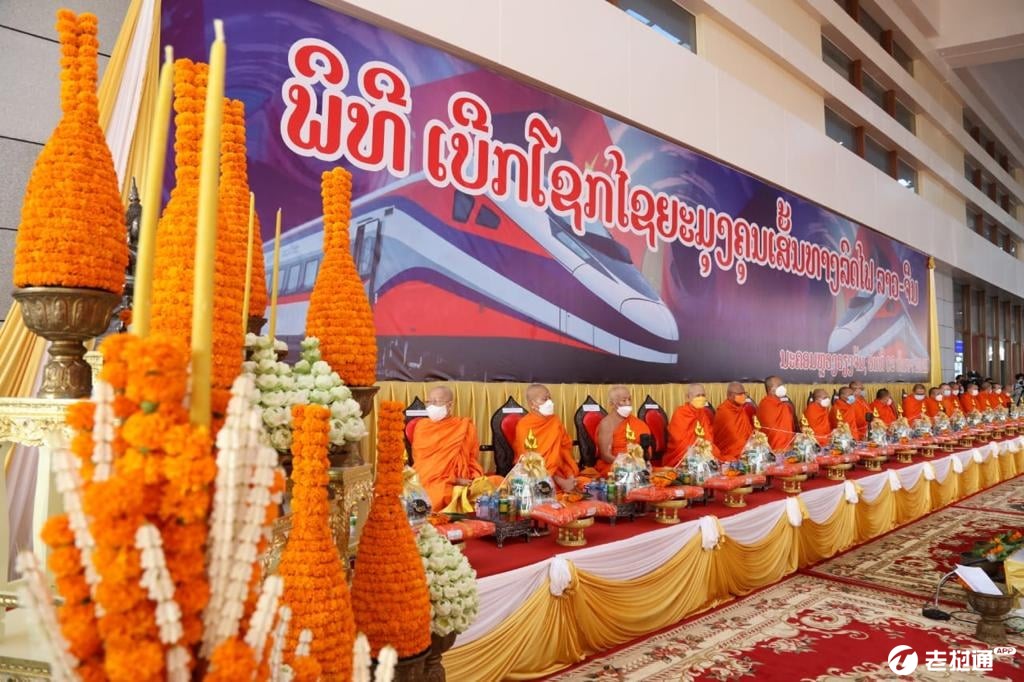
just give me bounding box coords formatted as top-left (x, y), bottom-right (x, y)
top-left (967, 204), bottom-right (982, 232)
top-left (894, 98), bottom-right (915, 133)
top-left (857, 9), bottom-right (885, 43)
top-left (615, 0), bottom-right (696, 51)
top-left (897, 159), bottom-right (917, 191)
top-left (864, 135), bottom-right (889, 174)
top-left (822, 37), bottom-right (851, 78)
top-left (892, 42), bottom-right (913, 73)
top-left (835, 1), bottom-right (913, 74)
top-left (825, 107), bottom-right (856, 148)
top-left (861, 72), bottom-right (886, 109)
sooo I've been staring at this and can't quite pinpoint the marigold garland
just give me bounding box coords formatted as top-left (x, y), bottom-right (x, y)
top-left (12, 9), bottom-right (127, 292)
top-left (306, 168), bottom-right (378, 386)
top-left (277, 404), bottom-right (356, 678)
top-left (351, 400), bottom-right (432, 658)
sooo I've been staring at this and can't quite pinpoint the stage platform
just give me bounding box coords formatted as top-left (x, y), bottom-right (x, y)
top-left (443, 437), bottom-right (1024, 681)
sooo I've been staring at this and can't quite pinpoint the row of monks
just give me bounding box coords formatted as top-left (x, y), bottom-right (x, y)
top-left (406, 378), bottom-right (1015, 511)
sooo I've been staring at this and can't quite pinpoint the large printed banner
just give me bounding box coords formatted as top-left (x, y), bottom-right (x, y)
top-left (163, 0), bottom-right (930, 383)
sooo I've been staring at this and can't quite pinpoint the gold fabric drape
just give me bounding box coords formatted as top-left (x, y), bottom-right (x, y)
top-left (444, 447), bottom-right (1023, 681)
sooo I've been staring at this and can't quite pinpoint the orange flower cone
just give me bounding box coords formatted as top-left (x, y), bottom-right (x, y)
top-left (278, 404), bottom-right (356, 678)
top-left (13, 10), bottom-right (127, 292)
top-left (351, 400), bottom-right (432, 658)
top-left (306, 168), bottom-right (377, 385)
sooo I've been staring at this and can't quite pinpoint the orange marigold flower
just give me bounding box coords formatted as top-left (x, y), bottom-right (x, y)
top-left (206, 637), bottom-right (257, 681)
top-left (41, 513), bottom-right (74, 548)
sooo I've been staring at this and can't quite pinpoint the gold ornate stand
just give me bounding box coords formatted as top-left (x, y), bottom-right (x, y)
top-left (651, 499), bottom-right (688, 523)
top-left (895, 447), bottom-right (916, 464)
top-left (825, 463), bottom-right (852, 481)
top-left (920, 445), bottom-right (938, 459)
top-left (556, 516), bottom-right (594, 546)
top-left (722, 487), bottom-right (752, 508)
top-left (861, 455), bottom-right (886, 471)
top-left (779, 474), bottom-right (807, 494)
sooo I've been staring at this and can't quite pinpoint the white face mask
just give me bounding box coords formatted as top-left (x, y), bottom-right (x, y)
top-left (854, 389), bottom-right (863, 397)
top-left (914, 394), bottom-right (925, 401)
top-left (819, 398), bottom-right (831, 408)
top-left (885, 398), bottom-right (892, 405)
top-left (616, 405), bottom-right (633, 418)
top-left (845, 395), bottom-right (855, 405)
top-left (774, 385), bottom-right (788, 398)
top-left (952, 389), bottom-right (960, 396)
top-left (538, 399), bottom-right (555, 416)
top-left (996, 389), bottom-right (1002, 394)
top-left (425, 404), bottom-right (448, 422)
top-left (943, 389), bottom-right (951, 396)
top-left (971, 389), bottom-right (979, 396)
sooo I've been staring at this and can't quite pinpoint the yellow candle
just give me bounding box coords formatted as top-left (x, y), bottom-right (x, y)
top-left (241, 191), bottom-right (255, 334)
top-left (268, 208), bottom-right (282, 340)
top-left (131, 46), bottom-right (174, 337)
top-left (190, 19), bottom-right (226, 427)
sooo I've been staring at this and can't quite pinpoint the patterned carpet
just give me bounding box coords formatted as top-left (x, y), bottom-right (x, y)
top-left (549, 574), bottom-right (1023, 681)
top-left (549, 475), bottom-right (1024, 681)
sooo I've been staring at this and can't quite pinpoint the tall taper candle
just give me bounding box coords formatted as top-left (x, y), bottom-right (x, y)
top-left (268, 208), bottom-right (282, 340)
top-left (241, 191), bottom-right (255, 334)
top-left (190, 19), bottom-right (226, 427)
top-left (131, 45), bottom-right (174, 337)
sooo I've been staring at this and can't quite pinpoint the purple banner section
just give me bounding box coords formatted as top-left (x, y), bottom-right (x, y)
top-left (163, 0), bottom-right (930, 383)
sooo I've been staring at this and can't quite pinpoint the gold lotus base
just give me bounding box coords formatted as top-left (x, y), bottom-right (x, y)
top-left (921, 445), bottom-right (938, 459)
top-left (652, 500), bottom-right (688, 524)
top-left (992, 429), bottom-right (1005, 440)
top-left (960, 437), bottom-right (976, 447)
top-left (780, 475), bottom-right (807, 495)
top-left (723, 486), bottom-right (752, 508)
top-left (861, 456), bottom-right (886, 471)
top-left (13, 286), bottom-right (119, 399)
top-left (895, 448), bottom-right (916, 464)
top-left (556, 516), bottom-right (594, 546)
top-left (941, 443), bottom-right (956, 452)
top-left (826, 464), bottom-right (852, 481)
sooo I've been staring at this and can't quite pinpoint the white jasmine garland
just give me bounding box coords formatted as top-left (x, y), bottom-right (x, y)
top-left (416, 525), bottom-right (479, 637)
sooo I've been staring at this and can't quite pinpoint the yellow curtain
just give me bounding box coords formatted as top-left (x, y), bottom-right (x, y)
top-left (928, 257), bottom-right (942, 387)
top-left (443, 459), bottom-right (1021, 680)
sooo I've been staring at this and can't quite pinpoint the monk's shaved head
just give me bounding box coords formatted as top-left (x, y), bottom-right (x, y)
top-left (838, 387), bottom-right (853, 399)
top-left (526, 383), bottom-right (550, 405)
top-left (764, 375), bottom-right (782, 392)
top-left (726, 382), bottom-right (745, 397)
top-left (686, 383), bottom-right (706, 399)
top-left (929, 387), bottom-right (941, 398)
top-left (427, 385), bottom-right (453, 405)
top-left (813, 388), bottom-right (828, 401)
top-left (849, 380), bottom-right (864, 391)
top-left (876, 388), bottom-right (890, 400)
top-left (913, 383), bottom-right (926, 392)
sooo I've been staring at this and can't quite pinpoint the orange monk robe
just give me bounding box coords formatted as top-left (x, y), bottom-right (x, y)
top-left (924, 397), bottom-right (942, 418)
top-left (713, 399), bottom-right (754, 461)
top-left (870, 400), bottom-right (897, 425)
top-left (829, 402), bottom-right (858, 435)
top-left (960, 393), bottom-right (980, 413)
top-left (803, 403), bottom-right (832, 446)
top-left (851, 397), bottom-right (870, 440)
top-left (665, 405), bottom-right (720, 467)
top-left (902, 396), bottom-right (925, 421)
top-left (982, 392), bottom-right (999, 410)
top-left (999, 393), bottom-right (1012, 408)
top-left (412, 417), bottom-right (483, 512)
top-left (757, 396), bottom-right (797, 453)
top-left (942, 396), bottom-right (959, 416)
top-left (514, 413), bottom-right (578, 479)
top-left (596, 415), bottom-right (650, 475)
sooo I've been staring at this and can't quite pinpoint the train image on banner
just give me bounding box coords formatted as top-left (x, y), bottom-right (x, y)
top-left (266, 173), bottom-right (679, 379)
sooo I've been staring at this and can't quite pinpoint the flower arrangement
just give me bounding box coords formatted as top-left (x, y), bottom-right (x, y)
top-left (972, 530), bottom-right (1024, 562)
top-left (306, 167), bottom-right (378, 386)
top-left (351, 401), bottom-right (432, 658)
top-left (293, 337), bottom-right (366, 445)
top-left (12, 9), bottom-right (127, 293)
top-left (277, 404), bottom-right (356, 678)
top-left (416, 524), bottom-right (479, 637)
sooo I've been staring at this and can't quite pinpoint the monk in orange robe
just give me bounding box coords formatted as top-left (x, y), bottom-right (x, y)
top-left (941, 383), bottom-right (959, 415)
top-left (960, 383), bottom-right (981, 413)
top-left (870, 389), bottom-right (898, 425)
top-left (924, 387), bottom-right (943, 418)
top-left (830, 387), bottom-right (859, 434)
top-left (514, 383), bottom-right (578, 491)
top-left (804, 389), bottom-right (833, 446)
top-left (848, 381), bottom-right (870, 440)
top-left (756, 375), bottom-right (797, 453)
top-left (595, 385), bottom-right (650, 475)
top-left (713, 382), bottom-right (754, 461)
top-left (977, 382), bottom-right (997, 410)
top-left (902, 383), bottom-right (927, 420)
top-left (994, 384), bottom-right (1011, 408)
top-left (665, 383), bottom-right (720, 466)
top-left (412, 385), bottom-right (485, 511)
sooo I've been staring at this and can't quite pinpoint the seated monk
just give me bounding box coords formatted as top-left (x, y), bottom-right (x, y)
top-left (713, 382), bottom-right (754, 461)
top-left (902, 384), bottom-right (927, 420)
top-left (757, 375), bottom-right (797, 453)
top-left (514, 383), bottom-right (578, 492)
top-left (979, 381), bottom-right (997, 410)
top-left (665, 383), bottom-right (720, 467)
top-left (848, 380), bottom-right (870, 440)
top-left (940, 383), bottom-right (958, 416)
top-left (870, 389), bottom-right (898, 425)
top-left (829, 387), bottom-right (859, 434)
top-left (924, 387), bottom-right (943, 418)
top-left (960, 382), bottom-right (981, 413)
top-left (412, 385), bottom-right (487, 512)
top-left (595, 385), bottom-right (650, 475)
top-left (803, 389), bottom-right (833, 446)
top-left (994, 383), bottom-right (1011, 408)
